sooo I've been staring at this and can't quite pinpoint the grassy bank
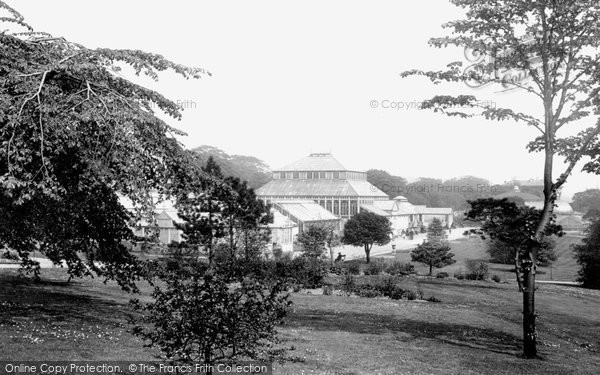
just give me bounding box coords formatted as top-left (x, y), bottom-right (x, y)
top-left (1, 267), bottom-right (599, 374)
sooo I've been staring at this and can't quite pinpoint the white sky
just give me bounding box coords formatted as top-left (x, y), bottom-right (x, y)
top-left (12, 0), bottom-right (600, 200)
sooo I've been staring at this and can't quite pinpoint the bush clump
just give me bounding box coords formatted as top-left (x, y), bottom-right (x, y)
top-left (465, 260), bottom-right (489, 280)
top-left (273, 256), bottom-right (329, 288)
top-left (403, 290), bottom-right (418, 300)
top-left (363, 259), bottom-right (385, 275)
top-left (346, 277), bottom-right (425, 301)
top-left (385, 261), bottom-right (415, 276)
top-left (436, 272), bottom-right (449, 279)
top-left (354, 286), bottom-right (384, 298)
top-left (347, 262), bottom-right (361, 275)
top-left (131, 270), bottom-right (290, 365)
top-left (341, 273), bottom-right (356, 296)
top-left (491, 274), bottom-right (501, 283)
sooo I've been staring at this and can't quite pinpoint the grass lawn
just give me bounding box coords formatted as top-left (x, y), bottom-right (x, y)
top-left (1, 266), bottom-right (599, 374)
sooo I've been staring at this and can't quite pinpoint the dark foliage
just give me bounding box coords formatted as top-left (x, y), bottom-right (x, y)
top-left (385, 261), bottom-right (415, 276)
top-left (487, 238), bottom-right (558, 267)
top-left (0, 2), bottom-right (211, 288)
top-left (466, 198), bottom-right (563, 288)
top-left (131, 268), bottom-right (290, 365)
top-left (296, 225), bottom-right (329, 258)
top-left (573, 218), bottom-right (600, 289)
top-left (342, 212), bottom-right (392, 263)
top-left (363, 259), bottom-right (385, 275)
top-left (465, 260), bottom-right (489, 280)
top-left (347, 263), bottom-right (361, 275)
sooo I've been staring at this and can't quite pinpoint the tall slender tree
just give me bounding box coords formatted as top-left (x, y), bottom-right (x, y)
top-left (403, 0), bottom-right (600, 357)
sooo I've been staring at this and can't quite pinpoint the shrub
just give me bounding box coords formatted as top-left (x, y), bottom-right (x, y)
top-left (322, 285), bottom-right (334, 295)
top-left (436, 272), bottom-right (449, 279)
top-left (386, 261), bottom-right (415, 276)
top-left (380, 281), bottom-right (406, 300)
top-left (338, 275), bottom-right (425, 301)
top-left (416, 284), bottom-right (424, 300)
top-left (270, 256), bottom-right (328, 289)
top-left (386, 287), bottom-right (406, 300)
top-left (131, 272), bottom-right (290, 365)
top-left (454, 272), bottom-right (465, 280)
top-left (355, 286), bottom-right (384, 298)
top-left (404, 290), bottom-right (418, 300)
top-left (465, 260), bottom-right (489, 280)
top-left (363, 259), bottom-right (385, 275)
top-left (347, 262), bottom-right (361, 275)
top-left (341, 273), bottom-right (356, 295)
top-left (379, 276), bottom-right (396, 291)
top-left (426, 296), bottom-right (441, 303)
top-left (272, 245), bottom-right (283, 260)
top-left (491, 274), bottom-right (501, 283)
top-left (151, 244), bottom-right (208, 279)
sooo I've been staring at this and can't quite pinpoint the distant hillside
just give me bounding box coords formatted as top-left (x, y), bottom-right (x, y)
top-left (367, 170), bottom-right (505, 210)
top-left (191, 145), bottom-right (272, 189)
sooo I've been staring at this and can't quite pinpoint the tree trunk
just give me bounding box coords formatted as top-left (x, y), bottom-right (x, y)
top-left (522, 264), bottom-right (537, 358)
top-left (429, 264), bottom-right (433, 276)
top-left (364, 244), bottom-right (371, 264)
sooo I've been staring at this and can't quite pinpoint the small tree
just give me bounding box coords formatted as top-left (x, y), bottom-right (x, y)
top-left (426, 218), bottom-right (448, 245)
top-left (411, 219), bottom-right (456, 275)
top-left (131, 270), bottom-right (290, 365)
top-left (573, 218), bottom-right (600, 289)
top-left (296, 225), bottom-right (329, 258)
top-left (342, 212), bottom-right (392, 263)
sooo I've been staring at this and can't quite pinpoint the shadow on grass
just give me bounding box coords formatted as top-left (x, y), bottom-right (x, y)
top-left (288, 307), bottom-right (522, 357)
top-left (0, 273), bottom-right (132, 327)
